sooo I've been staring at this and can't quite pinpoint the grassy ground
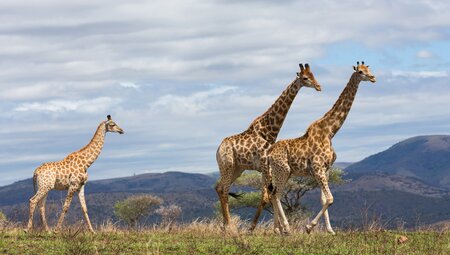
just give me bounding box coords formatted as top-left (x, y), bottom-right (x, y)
top-left (0, 224), bottom-right (448, 255)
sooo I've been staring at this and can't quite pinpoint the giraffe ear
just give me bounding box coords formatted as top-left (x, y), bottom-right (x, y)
top-left (107, 115), bottom-right (111, 121)
top-left (353, 66), bottom-right (357, 71)
top-left (299, 63), bottom-right (304, 71)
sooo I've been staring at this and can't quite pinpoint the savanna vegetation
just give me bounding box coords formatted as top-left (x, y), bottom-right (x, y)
top-left (0, 172), bottom-right (448, 254)
top-left (0, 218), bottom-right (448, 255)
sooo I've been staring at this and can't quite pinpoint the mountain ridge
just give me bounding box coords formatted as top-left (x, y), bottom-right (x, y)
top-left (345, 135), bottom-right (450, 188)
top-left (1, 135), bottom-right (449, 228)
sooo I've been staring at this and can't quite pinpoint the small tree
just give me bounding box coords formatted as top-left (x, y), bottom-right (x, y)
top-left (227, 168), bottom-right (346, 219)
top-left (114, 194), bottom-right (162, 228)
top-left (155, 204), bottom-right (182, 226)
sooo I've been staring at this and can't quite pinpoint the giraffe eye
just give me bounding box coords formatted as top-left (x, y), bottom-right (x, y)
top-left (303, 77), bottom-right (308, 81)
top-left (358, 71), bottom-right (363, 74)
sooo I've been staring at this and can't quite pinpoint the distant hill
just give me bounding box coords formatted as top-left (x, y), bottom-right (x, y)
top-left (333, 162), bottom-right (354, 169)
top-left (335, 172), bottom-right (449, 197)
top-left (345, 135), bottom-right (450, 188)
top-left (1, 135), bottom-right (450, 229)
top-left (0, 172), bottom-right (218, 226)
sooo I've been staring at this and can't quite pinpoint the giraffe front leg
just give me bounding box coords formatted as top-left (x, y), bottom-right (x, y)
top-left (55, 187), bottom-right (76, 233)
top-left (78, 185), bottom-right (95, 233)
top-left (306, 167), bottom-right (334, 234)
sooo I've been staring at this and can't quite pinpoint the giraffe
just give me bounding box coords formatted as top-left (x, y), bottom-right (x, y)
top-left (215, 63), bottom-right (322, 231)
top-left (26, 115), bottom-right (124, 233)
top-left (269, 62), bottom-right (376, 235)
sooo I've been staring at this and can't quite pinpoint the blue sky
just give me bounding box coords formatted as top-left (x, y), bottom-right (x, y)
top-left (0, 0), bottom-right (449, 186)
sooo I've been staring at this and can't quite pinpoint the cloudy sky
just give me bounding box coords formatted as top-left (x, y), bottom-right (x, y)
top-left (0, 0), bottom-right (449, 186)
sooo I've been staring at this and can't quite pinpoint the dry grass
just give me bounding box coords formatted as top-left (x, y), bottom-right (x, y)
top-left (1, 217), bottom-right (448, 255)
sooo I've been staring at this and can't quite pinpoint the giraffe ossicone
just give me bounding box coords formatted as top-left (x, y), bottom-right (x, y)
top-left (26, 115), bottom-right (124, 233)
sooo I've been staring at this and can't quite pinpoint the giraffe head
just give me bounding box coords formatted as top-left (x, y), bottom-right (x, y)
top-left (105, 115), bottom-right (124, 134)
top-left (296, 63), bottom-right (321, 91)
top-left (353, 61), bottom-right (376, 83)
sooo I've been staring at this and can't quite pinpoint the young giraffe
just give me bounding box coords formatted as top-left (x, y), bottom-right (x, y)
top-left (216, 64), bottom-right (322, 230)
top-left (269, 62), bottom-right (376, 235)
top-left (26, 115), bottom-right (124, 233)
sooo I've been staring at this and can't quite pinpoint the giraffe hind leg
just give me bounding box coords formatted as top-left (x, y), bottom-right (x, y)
top-left (249, 158), bottom-right (272, 232)
top-left (249, 186), bottom-right (269, 231)
top-left (215, 174), bottom-right (233, 227)
top-left (306, 169), bottom-right (334, 234)
top-left (38, 194), bottom-right (50, 232)
top-left (321, 189), bottom-right (335, 235)
top-left (271, 161), bottom-right (292, 235)
top-left (215, 143), bottom-right (238, 227)
top-left (26, 187), bottom-right (50, 232)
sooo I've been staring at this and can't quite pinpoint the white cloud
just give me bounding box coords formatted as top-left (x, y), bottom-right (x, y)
top-left (0, 0), bottom-right (450, 185)
top-left (416, 50), bottom-right (434, 59)
top-left (0, 153), bottom-right (64, 165)
top-left (1, 84), bottom-right (57, 100)
top-left (14, 97), bottom-right (121, 113)
top-left (150, 86), bottom-right (237, 116)
top-left (119, 82), bottom-right (140, 89)
top-left (391, 70), bottom-right (448, 78)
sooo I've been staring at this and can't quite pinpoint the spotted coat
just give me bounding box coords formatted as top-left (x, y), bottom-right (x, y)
top-left (26, 115), bottom-right (124, 233)
top-left (269, 63), bottom-right (376, 235)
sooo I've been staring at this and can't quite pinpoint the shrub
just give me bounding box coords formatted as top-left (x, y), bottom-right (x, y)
top-left (114, 194), bottom-right (162, 228)
top-left (155, 204), bottom-right (182, 226)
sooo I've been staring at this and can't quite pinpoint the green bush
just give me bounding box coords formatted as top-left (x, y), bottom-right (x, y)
top-left (114, 194), bottom-right (162, 228)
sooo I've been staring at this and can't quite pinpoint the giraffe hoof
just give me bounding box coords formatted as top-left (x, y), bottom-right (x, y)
top-left (328, 230), bottom-right (336, 235)
top-left (281, 231), bottom-right (291, 236)
top-left (245, 228), bottom-right (255, 235)
top-left (273, 227), bottom-right (281, 234)
top-left (305, 224), bottom-right (312, 234)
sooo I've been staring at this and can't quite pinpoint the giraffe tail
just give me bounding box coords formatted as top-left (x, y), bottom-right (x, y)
top-left (228, 192), bottom-right (244, 199)
top-left (32, 174), bottom-right (37, 194)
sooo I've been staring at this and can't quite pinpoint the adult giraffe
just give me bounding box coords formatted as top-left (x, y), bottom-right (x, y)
top-left (269, 61), bottom-right (376, 235)
top-left (26, 115), bottom-right (124, 233)
top-left (215, 64), bottom-right (322, 230)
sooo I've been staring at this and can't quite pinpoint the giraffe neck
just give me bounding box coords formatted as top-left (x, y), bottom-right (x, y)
top-left (248, 79), bottom-right (301, 143)
top-left (317, 72), bottom-right (361, 138)
top-left (77, 121), bottom-right (106, 168)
